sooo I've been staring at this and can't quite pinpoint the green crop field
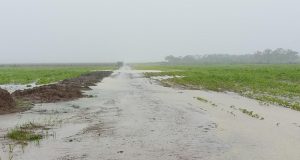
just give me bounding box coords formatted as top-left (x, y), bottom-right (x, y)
top-left (0, 64), bottom-right (117, 85)
top-left (134, 64), bottom-right (300, 111)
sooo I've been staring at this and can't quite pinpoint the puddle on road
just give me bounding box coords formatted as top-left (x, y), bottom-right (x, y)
top-left (0, 67), bottom-right (230, 160)
top-left (0, 69), bottom-right (130, 159)
top-left (0, 83), bottom-right (39, 93)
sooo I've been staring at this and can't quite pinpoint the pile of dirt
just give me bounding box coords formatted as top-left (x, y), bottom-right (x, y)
top-left (12, 84), bottom-right (82, 103)
top-left (0, 88), bottom-right (16, 113)
top-left (60, 71), bottom-right (113, 90)
top-left (12, 71), bottom-right (112, 103)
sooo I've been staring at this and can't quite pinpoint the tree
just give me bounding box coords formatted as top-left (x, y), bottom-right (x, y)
top-left (165, 55), bottom-right (180, 63)
top-left (164, 48), bottom-right (299, 64)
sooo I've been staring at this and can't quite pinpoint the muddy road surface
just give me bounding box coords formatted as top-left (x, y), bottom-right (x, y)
top-left (1, 66), bottom-right (300, 160)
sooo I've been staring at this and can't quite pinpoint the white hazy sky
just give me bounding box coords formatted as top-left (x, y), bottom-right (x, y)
top-left (0, 0), bottom-right (299, 63)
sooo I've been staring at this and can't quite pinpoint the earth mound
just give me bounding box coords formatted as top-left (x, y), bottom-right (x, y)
top-left (0, 88), bottom-right (16, 113)
top-left (12, 71), bottom-right (112, 103)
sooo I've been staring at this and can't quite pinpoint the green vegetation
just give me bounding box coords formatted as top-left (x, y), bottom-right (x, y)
top-left (7, 129), bottom-right (42, 142)
top-left (134, 64), bottom-right (300, 111)
top-left (239, 108), bottom-right (264, 120)
top-left (195, 97), bottom-right (218, 107)
top-left (196, 97), bottom-right (208, 103)
top-left (164, 48), bottom-right (299, 64)
top-left (6, 122), bottom-right (45, 143)
top-left (0, 65), bottom-right (116, 85)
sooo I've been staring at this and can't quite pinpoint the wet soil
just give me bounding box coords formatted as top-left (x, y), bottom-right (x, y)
top-left (0, 88), bottom-right (17, 114)
top-left (0, 71), bottom-right (112, 114)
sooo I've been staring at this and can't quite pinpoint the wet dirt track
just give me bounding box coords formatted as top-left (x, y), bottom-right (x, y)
top-left (1, 66), bottom-right (300, 160)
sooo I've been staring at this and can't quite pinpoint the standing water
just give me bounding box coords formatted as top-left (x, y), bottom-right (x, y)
top-left (1, 66), bottom-right (300, 160)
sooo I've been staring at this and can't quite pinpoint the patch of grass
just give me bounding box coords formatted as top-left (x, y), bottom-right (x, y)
top-left (0, 65), bottom-right (117, 85)
top-left (239, 108), bottom-right (264, 120)
top-left (196, 97), bottom-right (208, 103)
top-left (6, 122), bottom-right (52, 143)
top-left (7, 129), bottom-right (42, 142)
top-left (135, 64), bottom-right (300, 111)
top-left (196, 97), bottom-right (218, 107)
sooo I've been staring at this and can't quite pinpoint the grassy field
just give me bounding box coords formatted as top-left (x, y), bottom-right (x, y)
top-left (0, 64), bottom-right (117, 85)
top-left (133, 64), bottom-right (300, 111)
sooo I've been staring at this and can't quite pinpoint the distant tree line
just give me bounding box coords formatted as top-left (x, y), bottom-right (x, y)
top-left (165, 48), bottom-right (300, 64)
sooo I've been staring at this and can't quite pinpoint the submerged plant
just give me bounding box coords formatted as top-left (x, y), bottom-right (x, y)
top-left (239, 108), bottom-right (264, 120)
top-left (137, 64), bottom-right (300, 111)
top-left (7, 129), bottom-right (42, 142)
top-left (196, 97), bottom-right (208, 103)
top-left (6, 121), bottom-right (54, 144)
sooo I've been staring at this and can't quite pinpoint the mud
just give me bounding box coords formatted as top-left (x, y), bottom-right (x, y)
top-left (0, 88), bottom-right (17, 114)
top-left (0, 71), bottom-right (112, 114)
top-left (12, 71), bottom-right (112, 104)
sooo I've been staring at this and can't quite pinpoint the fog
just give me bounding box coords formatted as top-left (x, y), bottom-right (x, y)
top-left (0, 0), bottom-right (299, 63)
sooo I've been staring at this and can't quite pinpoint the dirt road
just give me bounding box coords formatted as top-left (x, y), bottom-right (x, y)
top-left (1, 66), bottom-right (300, 160)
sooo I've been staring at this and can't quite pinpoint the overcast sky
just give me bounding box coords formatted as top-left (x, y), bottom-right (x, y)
top-left (0, 0), bottom-right (299, 63)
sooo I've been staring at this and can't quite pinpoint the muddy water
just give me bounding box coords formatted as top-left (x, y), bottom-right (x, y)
top-left (0, 83), bottom-right (38, 93)
top-left (1, 66), bottom-right (300, 160)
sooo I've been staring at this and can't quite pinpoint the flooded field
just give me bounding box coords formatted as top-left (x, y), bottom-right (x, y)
top-left (1, 0), bottom-right (299, 159)
top-left (1, 66), bottom-right (300, 160)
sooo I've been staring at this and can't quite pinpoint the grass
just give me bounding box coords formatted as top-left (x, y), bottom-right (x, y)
top-left (4, 120), bottom-right (59, 159)
top-left (6, 122), bottom-right (45, 143)
top-left (7, 129), bottom-right (42, 142)
top-left (239, 108), bottom-right (264, 120)
top-left (6, 121), bottom-right (54, 144)
top-left (196, 97), bottom-right (208, 103)
top-left (134, 64), bottom-right (300, 111)
top-left (196, 97), bottom-right (218, 107)
top-left (0, 65), bottom-right (117, 85)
